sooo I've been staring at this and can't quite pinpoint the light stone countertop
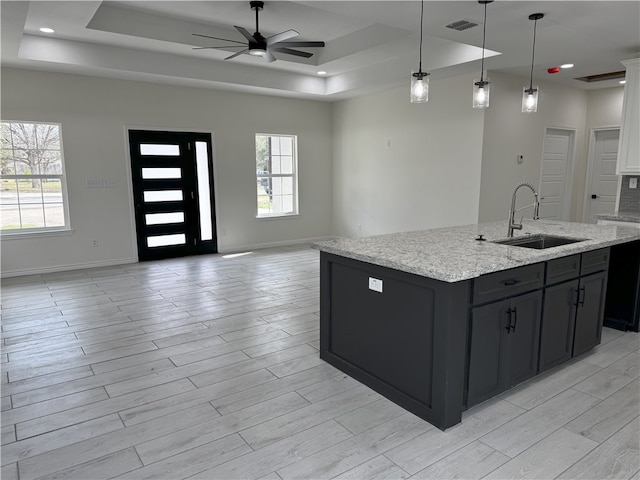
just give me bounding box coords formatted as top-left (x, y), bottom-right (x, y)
top-left (312, 220), bottom-right (640, 283)
top-left (594, 211), bottom-right (640, 223)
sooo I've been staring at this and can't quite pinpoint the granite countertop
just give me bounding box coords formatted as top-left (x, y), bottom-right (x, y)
top-left (594, 211), bottom-right (640, 223)
top-left (312, 220), bottom-right (640, 283)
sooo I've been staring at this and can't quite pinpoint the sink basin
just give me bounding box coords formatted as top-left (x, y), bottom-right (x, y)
top-left (493, 234), bottom-right (586, 249)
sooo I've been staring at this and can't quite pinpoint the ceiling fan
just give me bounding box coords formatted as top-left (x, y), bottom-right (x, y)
top-left (193, 1), bottom-right (325, 63)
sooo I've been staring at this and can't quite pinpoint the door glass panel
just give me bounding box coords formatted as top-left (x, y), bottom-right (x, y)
top-left (142, 168), bottom-right (182, 179)
top-left (147, 233), bottom-right (186, 247)
top-left (143, 190), bottom-right (183, 202)
top-left (195, 141), bottom-right (213, 241)
top-left (140, 144), bottom-right (180, 156)
top-left (145, 212), bottom-right (185, 225)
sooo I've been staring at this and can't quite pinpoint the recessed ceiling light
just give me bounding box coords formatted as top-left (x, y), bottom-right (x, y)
top-left (560, 63), bottom-right (574, 69)
top-left (39, 27), bottom-right (55, 33)
top-left (317, 71), bottom-right (327, 75)
top-left (619, 79), bottom-right (627, 84)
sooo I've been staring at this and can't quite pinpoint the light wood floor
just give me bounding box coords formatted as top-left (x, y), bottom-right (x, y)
top-left (1, 245), bottom-right (639, 480)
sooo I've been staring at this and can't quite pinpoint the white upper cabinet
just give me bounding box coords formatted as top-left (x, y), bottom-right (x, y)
top-left (617, 58), bottom-right (640, 175)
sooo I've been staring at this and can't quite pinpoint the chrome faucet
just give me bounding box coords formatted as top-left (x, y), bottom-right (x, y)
top-left (508, 182), bottom-right (540, 237)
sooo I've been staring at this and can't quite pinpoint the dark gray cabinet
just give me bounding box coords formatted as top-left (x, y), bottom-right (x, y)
top-left (467, 290), bottom-right (542, 407)
top-left (539, 279), bottom-right (578, 372)
top-left (539, 249), bottom-right (609, 372)
top-left (573, 270), bottom-right (608, 356)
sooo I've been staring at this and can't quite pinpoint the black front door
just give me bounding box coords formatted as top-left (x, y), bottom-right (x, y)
top-left (128, 130), bottom-right (217, 261)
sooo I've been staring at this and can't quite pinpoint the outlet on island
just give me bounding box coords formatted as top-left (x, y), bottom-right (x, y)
top-left (91, 239), bottom-right (99, 247)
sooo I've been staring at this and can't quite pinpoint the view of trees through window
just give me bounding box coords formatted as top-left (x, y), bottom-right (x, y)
top-left (1, 122), bottom-right (68, 231)
top-left (256, 134), bottom-right (297, 217)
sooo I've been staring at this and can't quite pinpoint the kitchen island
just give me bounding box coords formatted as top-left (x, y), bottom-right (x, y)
top-left (313, 220), bottom-right (640, 430)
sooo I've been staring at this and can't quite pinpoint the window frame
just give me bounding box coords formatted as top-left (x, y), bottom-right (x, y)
top-left (0, 120), bottom-right (72, 236)
top-left (255, 133), bottom-right (299, 218)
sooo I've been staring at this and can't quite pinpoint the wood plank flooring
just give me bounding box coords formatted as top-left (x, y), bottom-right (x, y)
top-left (1, 245), bottom-right (639, 479)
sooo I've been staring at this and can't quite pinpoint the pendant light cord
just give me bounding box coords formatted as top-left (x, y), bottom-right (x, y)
top-left (418, 0), bottom-right (424, 73)
top-left (480, 1), bottom-right (487, 81)
top-left (529, 17), bottom-right (538, 89)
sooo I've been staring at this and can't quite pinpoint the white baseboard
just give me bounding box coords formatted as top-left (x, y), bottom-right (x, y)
top-left (217, 235), bottom-right (336, 254)
top-left (0, 237), bottom-right (338, 278)
top-left (1, 257), bottom-right (138, 278)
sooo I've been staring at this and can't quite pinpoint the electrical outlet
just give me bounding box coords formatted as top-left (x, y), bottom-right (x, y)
top-left (368, 277), bottom-right (383, 293)
top-left (91, 239), bottom-right (98, 247)
top-left (629, 177), bottom-right (638, 189)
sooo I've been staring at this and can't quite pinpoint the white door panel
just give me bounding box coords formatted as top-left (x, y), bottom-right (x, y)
top-left (585, 129), bottom-right (619, 223)
top-left (539, 129), bottom-right (574, 220)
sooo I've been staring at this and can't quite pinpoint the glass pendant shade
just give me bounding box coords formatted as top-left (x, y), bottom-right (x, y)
top-left (473, 78), bottom-right (490, 108)
top-left (522, 87), bottom-right (539, 112)
top-left (410, 71), bottom-right (429, 103)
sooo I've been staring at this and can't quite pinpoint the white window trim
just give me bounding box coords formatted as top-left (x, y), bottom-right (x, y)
top-left (255, 133), bottom-right (299, 218)
top-left (1, 120), bottom-right (72, 234)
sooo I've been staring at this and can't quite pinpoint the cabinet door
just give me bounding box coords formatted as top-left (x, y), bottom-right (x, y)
top-left (467, 300), bottom-right (508, 407)
top-left (506, 290), bottom-right (543, 386)
top-left (540, 280), bottom-right (579, 372)
top-left (574, 271), bottom-right (608, 356)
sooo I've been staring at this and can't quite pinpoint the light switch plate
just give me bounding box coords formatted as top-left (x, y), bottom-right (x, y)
top-left (629, 177), bottom-right (638, 189)
top-left (368, 277), bottom-right (383, 293)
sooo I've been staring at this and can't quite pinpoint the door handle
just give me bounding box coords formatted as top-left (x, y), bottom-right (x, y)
top-left (591, 194), bottom-right (598, 199)
top-left (579, 286), bottom-right (586, 307)
top-left (510, 307), bottom-right (518, 332)
top-left (503, 279), bottom-right (521, 286)
top-left (505, 308), bottom-right (513, 333)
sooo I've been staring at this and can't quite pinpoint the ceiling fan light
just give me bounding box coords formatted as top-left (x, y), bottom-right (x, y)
top-left (522, 87), bottom-right (539, 113)
top-left (249, 48), bottom-right (267, 56)
top-left (473, 78), bottom-right (490, 109)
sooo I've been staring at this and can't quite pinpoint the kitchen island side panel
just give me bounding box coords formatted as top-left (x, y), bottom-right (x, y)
top-left (319, 252), bottom-right (470, 430)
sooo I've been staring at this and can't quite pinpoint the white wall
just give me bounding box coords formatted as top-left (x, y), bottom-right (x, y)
top-left (478, 72), bottom-right (589, 223)
top-left (332, 72), bottom-right (485, 238)
top-left (1, 68), bottom-right (333, 276)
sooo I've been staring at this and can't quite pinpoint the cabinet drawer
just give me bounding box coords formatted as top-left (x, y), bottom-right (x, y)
top-left (581, 248), bottom-right (610, 276)
top-left (546, 255), bottom-right (580, 285)
top-left (473, 263), bottom-right (544, 305)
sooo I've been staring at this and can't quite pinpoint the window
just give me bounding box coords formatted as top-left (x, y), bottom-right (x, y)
top-left (1, 121), bottom-right (70, 232)
top-left (256, 134), bottom-right (298, 217)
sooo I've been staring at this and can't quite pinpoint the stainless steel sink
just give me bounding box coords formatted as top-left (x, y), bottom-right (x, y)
top-left (492, 234), bottom-right (586, 249)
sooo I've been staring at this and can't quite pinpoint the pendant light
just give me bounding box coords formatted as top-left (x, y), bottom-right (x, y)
top-left (410, 0), bottom-right (429, 103)
top-left (522, 13), bottom-right (544, 113)
top-left (473, 0), bottom-right (493, 109)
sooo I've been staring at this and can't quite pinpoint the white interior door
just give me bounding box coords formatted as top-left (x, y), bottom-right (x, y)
top-left (584, 129), bottom-right (619, 223)
top-left (538, 129), bottom-right (574, 220)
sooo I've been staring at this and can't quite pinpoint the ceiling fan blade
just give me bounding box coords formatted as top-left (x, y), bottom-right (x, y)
top-left (266, 29), bottom-right (299, 45)
top-left (269, 47), bottom-right (313, 58)
top-left (192, 33), bottom-right (246, 45)
top-left (225, 49), bottom-right (249, 60)
top-left (273, 41), bottom-right (325, 48)
top-left (234, 26), bottom-right (255, 42)
top-left (193, 45), bottom-right (247, 50)
top-left (264, 50), bottom-right (277, 63)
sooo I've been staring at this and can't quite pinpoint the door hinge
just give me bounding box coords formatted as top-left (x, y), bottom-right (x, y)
top-left (194, 239), bottom-right (197, 246)
top-left (191, 191), bottom-right (195, 199)
top-left (188, 143), bottom-right (191, 151)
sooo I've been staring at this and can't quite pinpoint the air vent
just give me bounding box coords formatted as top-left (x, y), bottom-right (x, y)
top-left (446, 20), bottom-right (478, 31)
top-left (575, 71), bottom-right (626, 82)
